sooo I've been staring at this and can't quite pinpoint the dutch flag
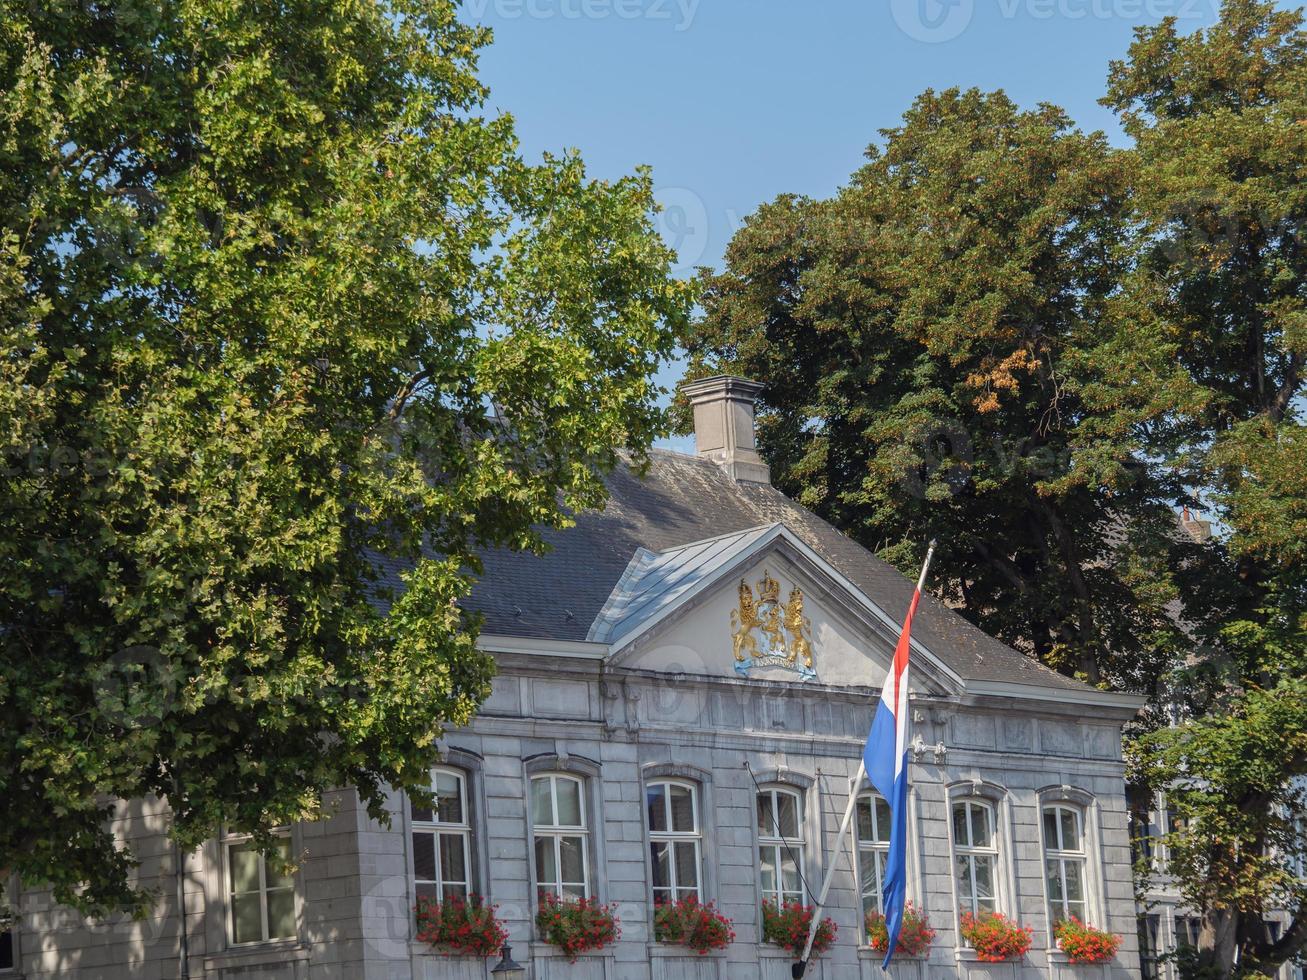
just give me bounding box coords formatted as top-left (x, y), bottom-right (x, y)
top-left (863, 540), bottom-right (934, 969)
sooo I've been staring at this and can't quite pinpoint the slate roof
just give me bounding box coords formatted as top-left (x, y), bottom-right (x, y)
top-left (458, 448), bottom-right (1089, 693)
top-left (586, 524), bottom-right (777, 645)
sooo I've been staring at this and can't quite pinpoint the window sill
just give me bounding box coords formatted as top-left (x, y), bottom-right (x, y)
top-left (955, 947), bottom-right (1024, 964)
top-left (858, 946), bottom-right (928, 960)
top-left (203, 941), bottom-right (309, 971)
top-left (530, 942), bottom-right (614, 960)
top-left (648, 941), bottom-right (729, 959)
top-left (410, 941), bottom-right (490, 959)
top-left (1047, 950), bottom-right (1114, 968)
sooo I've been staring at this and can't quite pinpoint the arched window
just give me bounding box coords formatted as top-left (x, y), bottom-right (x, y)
top-left (757, 786), bottom-right (805, 907)
top-left (854, 792), bottom-right (891, 916)
top-left (532, 773), bottom-right (590, 901)
top-left (411, 767), bottom-right (472, 902)
top-left (647, 780), bottom-right (702, 904)
top-left (952, 799), bottom-right (999, 916)
top-left (1042, 804), bottom-right (1088, 924)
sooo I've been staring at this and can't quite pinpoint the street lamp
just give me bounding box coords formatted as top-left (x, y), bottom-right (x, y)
top-left (491, 943), bottom-right (525, 979)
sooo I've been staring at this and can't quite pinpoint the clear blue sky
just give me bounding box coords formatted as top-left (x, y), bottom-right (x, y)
top-left (466, 0), bottom-right (1238, 446)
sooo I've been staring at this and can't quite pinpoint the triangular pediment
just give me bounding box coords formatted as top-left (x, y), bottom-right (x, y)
top-left (593, 524), bottom-right (961, 696)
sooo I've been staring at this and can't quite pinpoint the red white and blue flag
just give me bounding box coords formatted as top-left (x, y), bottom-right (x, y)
top-left (863, 542), bottom-right (933, 968)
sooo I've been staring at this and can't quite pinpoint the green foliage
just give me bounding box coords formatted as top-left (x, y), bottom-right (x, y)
top-left (688, 2), bottom-right (1305, 976)
top-left (1105, 3), bottom-right (1307, 974)
top-left (0, 0), bottom-right (692, 915)
top-left (684, 87), bottom-right (1194, 690)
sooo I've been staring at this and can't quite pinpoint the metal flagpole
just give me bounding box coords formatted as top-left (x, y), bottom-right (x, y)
top-left (793, 541), bottom-right (937, 978)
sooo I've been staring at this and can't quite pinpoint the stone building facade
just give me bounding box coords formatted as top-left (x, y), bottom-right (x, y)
top-left (6, 377), bottom-right (1146, 980)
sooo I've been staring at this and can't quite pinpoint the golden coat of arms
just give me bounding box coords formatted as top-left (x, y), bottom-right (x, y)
top-left (731, 570), bottom-right (816, 680)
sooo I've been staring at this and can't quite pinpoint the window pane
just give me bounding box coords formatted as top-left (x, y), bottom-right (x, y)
top-left (535, 836), bottom-right (557, 890)
top-left (856, 797), bottom-right (873, 842)
top-left (415, 882), bottom-right (438, 904)
top-left (956, 855), bottom-right (974, 899)
top-left (443, 882), bottom-right (469, 900)
top-left (757, 794), bottom-right (774, 836)
top-left (439, 833), bottom-right (467, 886)
top-left (1064, 859), bottom-right (1085, 902)
top-left (560, 881), bottom-right (586, 901)
top-left (875, 797), bottom-right (891, 843)
top-left (267, 888), bottom-right (295, 940)
top-left (760, 845), bottom-right (777, 895)
top-left (974, 855), bottom-right (995, 900)
top-left (860, 850), bottom-right (882, 908)
top-left (972, 805), bottom-right (994, 849)
top-left (953, 802), bottom-right (970, 848)
top-left (413, 832), bottom-right (437, 882)
top-left (650, 841), bottom-right (671, 889)
top-left (780, 850), bottom-right (801, 893)
top-left (670, 784), bottom-right (695, 833)
top-left (1043, 809), bottom-right (1059, 849)
top-left (1046, 858), bottom-right (1065, 903)
top-left (411, 798), bottom-right (434, 823)
top-left (229, 843), bottom-right (261, 894)
top-left (674, 841), bottom-right (699, 889)
top-left (531, 778), bottom-right (554, 827)
top-left (556, 779), bottom-right (583, 828)
top-left (776, 793), bottom-right (799, 839)
top-left (1060, 809), bottom-right (1081, 852)
top-left (0, 930), bottom-right (11, 971)
top-left (647, 784), bottom-right (668, 833)
top-left (266, 839), bottom-right (294, 890)
top-left (232, 894), bottom-right (263, 944)
top-left (559, 836), bottom-right (585, 887)
top-left (434, 772), bottom-right (463, 824)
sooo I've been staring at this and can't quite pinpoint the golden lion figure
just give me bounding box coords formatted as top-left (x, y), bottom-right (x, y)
top-left (731, 579), bottom-right (761, 662)
top-left (784, 588), bottom-right (814, 668)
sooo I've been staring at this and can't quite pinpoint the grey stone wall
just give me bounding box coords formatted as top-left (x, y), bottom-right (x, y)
top-left (9, 655), bottom-right (1141, 980)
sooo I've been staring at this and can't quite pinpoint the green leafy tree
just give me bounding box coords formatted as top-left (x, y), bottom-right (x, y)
top-left (684, 88), bottom-right (1194, 690)
top-left (1105, 2), bottom-right (1307, 974)
top-left (0, 0), bottom-right (692, 915)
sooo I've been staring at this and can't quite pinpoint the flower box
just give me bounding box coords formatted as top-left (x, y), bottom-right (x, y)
top-left (958, 911), bottom-right (1034, 962)
top-left (654, 896), bottom-right (735, 955)
top-left (867, 901), bottom-right (936, 957)
top-left (535, 893), bottom-right (621, 962)
top-left (415, 894), bottom-right (507, 959)
top-left (760, 900), bottom-right (838, 959)
top-left (1053, 917), bottom-right (1121, 964)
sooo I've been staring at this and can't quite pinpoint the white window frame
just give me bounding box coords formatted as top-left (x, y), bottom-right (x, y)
top-left (531, 773), bottom-right (591, 901)
top-left (1042, 804), bottom-right (1089, 925)
top-left (647, 779), bottom-right (703, 904)
top-left (221, 830), bottom-right (297, 946)
top-left (411, 766), bottom-right (473, 903)
top-left (757, 786), bottom-right (805, 908)
top-left (853, 791), bottom-right (891, 916)
top-left (952, 798), bottom-right (1001, 917)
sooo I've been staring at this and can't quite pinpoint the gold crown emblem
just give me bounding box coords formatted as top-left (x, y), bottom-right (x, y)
top-left (759, 570), bottom-right (781, 604)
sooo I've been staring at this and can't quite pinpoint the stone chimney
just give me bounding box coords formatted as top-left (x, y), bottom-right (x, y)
top-left (680, 375), bottom-right (770, 484)
top-left (1181, 506), bottom-right (1212, 543)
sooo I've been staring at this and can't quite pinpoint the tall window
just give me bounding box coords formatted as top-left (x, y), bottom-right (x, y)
top-left (953, 799), bottom-right (999, 917)
top-left (647, 780), bottom-right (702, 904)
top-left (532, 774), bottom-right (589, 901)
top-left (757, 787), bottom-right (804, 907)
top-left (854, 792), bottom-right (891, 916)
top-left (1042, 805), bottom-right (1088, 925)
top-left (1138, 914), bottom-right (1162, 980)
top-left (0, 927), bottom-right (12, 972)
top-left (224, 833), bottom-right (296, 945)
top-left (411, 767), bottom-right (472, 903)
